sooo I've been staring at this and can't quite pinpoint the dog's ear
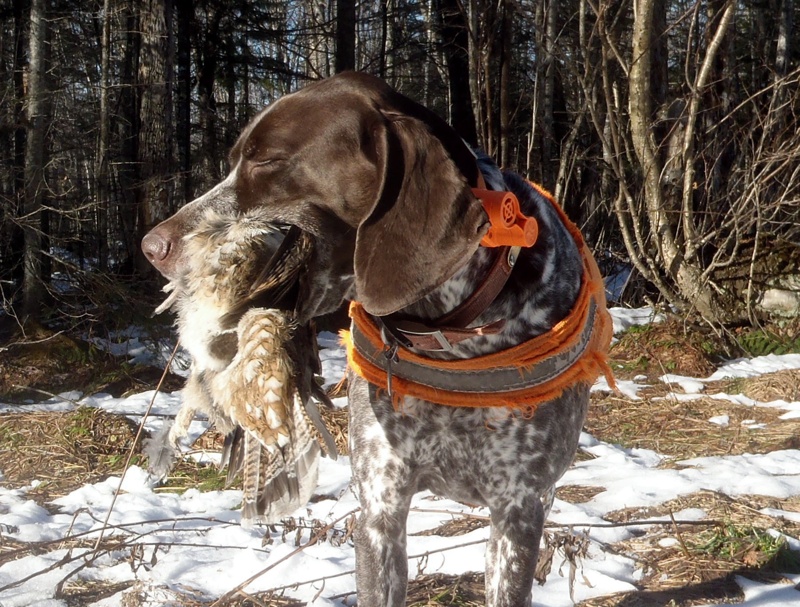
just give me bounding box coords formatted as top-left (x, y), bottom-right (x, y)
top-left (353, 106), bottom-right (489, 316)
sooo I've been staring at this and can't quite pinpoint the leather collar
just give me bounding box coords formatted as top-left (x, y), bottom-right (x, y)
top-left (380, 245), bottom-right (520, 351)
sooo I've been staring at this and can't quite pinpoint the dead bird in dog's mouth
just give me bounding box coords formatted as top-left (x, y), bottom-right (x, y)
top-left (145, 210), bottom-right (337, 525)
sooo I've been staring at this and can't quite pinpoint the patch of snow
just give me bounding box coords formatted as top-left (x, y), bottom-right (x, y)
top-left (708, 414), bottom-right (730, 426)
top-left (608, 306), bottom-right (665, 334)
top-left (660, 374), bottom-right (706, 394)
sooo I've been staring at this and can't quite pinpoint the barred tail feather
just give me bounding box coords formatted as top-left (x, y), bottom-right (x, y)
top-left (241, 432), bottom-right (262, 525)
top-left (255, 439), bottom-right (320, 524)
top-left (225, 428), bottom-right (321, 526)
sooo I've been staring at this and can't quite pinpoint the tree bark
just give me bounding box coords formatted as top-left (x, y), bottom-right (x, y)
top-left (630, 0), bottom-right (736, 321)
top-left (775, 0), bottom-right (793, 78)
top-left (197, 7), bottom-right (223, 186)
top-left (96, 0), bottom-right (112, 273)
top-left (9, 0), bottom-right (28, 287)
top-left (335, 0), bottom-right (356, 72)
top-left (535, 0), bottom-right (559, 186)
top-left (498, 0), bottom-right (511, 167)
top-left (117, 0), bottom-right (140, 272)
top-left (136, 0), bottom-right (175, 274)
top-left (175, 0), bottom-right (192, 203)
top-left (22, 0), bottom-right (49, 320)
top-left (434, 0), bottom-right (478, 146)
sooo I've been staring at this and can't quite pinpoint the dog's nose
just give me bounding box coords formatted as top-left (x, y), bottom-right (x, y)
top-left (142, 230), bottom-right (172, 267)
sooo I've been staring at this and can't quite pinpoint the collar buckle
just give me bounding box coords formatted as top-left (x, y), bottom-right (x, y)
top-left (386, 320), bottom-right (453, 352)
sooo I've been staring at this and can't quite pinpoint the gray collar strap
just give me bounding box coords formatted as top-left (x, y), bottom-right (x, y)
top-left (350, 297), bottom-right (598, 398)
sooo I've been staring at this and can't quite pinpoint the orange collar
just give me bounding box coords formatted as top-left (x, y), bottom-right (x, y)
top-left (342, 182), bottom-right (616, 413)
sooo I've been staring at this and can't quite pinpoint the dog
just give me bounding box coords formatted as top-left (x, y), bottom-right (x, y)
top-left (143, 71), bottom-right (612, 607)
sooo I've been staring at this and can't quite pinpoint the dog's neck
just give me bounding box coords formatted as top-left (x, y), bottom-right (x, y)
top-left (388, 171), bottom-right (585, 360)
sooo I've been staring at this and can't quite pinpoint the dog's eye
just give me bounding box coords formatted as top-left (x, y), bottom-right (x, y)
top-left (254, 157), bottom-right (285, 168)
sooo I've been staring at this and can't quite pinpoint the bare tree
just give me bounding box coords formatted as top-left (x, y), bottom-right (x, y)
top-left (21, 0), bottom-right (49, 321)
top-left (336, 0), bottom-right (356, 72)
top-left (96, 0), bottom-right (113, 274)
top-left (136, 0), bottom-right (175, 273)
top-left (175, 0), bottom-right (192, 203)
top-left (434, 0), bottom-right (478, 145)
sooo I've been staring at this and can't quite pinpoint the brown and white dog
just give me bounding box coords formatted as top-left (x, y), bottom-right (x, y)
top-left (143, 72), bottom-right (609, 607)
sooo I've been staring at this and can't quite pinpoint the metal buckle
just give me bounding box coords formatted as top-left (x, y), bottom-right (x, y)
top-left (429, 330), bottom-right (453, 352)
top-left (392, 322), bottom-right (453, 352)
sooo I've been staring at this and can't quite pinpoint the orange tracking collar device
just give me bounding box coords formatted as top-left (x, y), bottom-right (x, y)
top-left (472, 188), bottom-right (538, 248)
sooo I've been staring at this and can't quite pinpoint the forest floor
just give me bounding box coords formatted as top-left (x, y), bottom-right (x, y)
top-left (1, 312), bottom-right (800, 606)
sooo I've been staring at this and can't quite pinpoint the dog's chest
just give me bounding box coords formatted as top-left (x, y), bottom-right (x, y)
top-left (350, 385), bottom-right (589, 506)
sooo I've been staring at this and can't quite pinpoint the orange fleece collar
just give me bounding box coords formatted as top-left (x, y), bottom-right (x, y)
top-left (342, 182), bottom-right (616, 413)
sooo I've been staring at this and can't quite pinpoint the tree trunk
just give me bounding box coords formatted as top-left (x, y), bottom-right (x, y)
top-left (498, 0), bottom-right (511, 167)
top-left (467, 0), bottom-right (483, 148)
top-left (422, 0), bottom-right (435, 106)
top-left (9, 0), bottom-right (27, 287)
top-left (308, 0), bottom-right (331, 78)
top-left (136, 0), bottom-right (175, 274)
top-left (22, 0), bottom-right (49, 320)
top-left (775, 0), bottom-right (793, 78)
top-left (630, 0), bottom-right (736, 321)
top-left (175, 0), bottom-right (192, 203)
top-left (434, 0), bottom-right (478, 146)
top-left (117, 0), bottom-right (140, 273)
top-left (96, 0), bottom-right (112, 273)
top-left (197, 8), bottom-right (222, 187)
top-left (335, 0), bottom-right (356, 72)
top-left (540, 0), bottom-right (558, 186)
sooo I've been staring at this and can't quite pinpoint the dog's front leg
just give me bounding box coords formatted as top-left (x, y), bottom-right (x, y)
top-left (485, 492), bottom-right (548, 607)
top-left (352, 494), bottom-right (412, 606)
top-left (348, 376), bottom-right (413, 607)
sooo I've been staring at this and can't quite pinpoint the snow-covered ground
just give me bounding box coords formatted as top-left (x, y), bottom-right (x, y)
top-left (1, 307), bottom-right (799, 606)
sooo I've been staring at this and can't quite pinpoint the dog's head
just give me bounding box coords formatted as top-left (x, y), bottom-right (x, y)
top-left (142, 72), bottom-right (489, 320)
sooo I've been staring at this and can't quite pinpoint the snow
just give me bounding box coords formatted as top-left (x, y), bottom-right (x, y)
top-left (607, 305), bottom-right (665, 335)
top-left (1, 307), bottom-right (799, 606)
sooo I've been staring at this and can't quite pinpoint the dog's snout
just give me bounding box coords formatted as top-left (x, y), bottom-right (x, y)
top-left (142, 230), bottom-right (170, 262)
top-left (142, 224), bottom-right (180, 279)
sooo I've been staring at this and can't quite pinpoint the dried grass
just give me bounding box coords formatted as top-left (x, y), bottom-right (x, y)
top-left (114, 583), bottom-right (305, 607)
top-left (556, 485), bottom-right (606, 504)
top-left (741, 369), bottom-right (800, 402)
top-left (0, 408), bottom-right (140, 500)
top-left (584, 490), bottom-right (800, 607)
top-left (2, 324), bottom-right (799, 607)
top-left (319, 404), bottom-right (349, 455)
top-left (60, 580), bottom-right (134, 606)
top-left (609, 321), bottom-right (718, 380)
top-left (586, 393), bottom-right (800, 459)
top-left (412, 515), bottom-right (489, 537)
top-left (406, 572), bottom-right (485, 606)
top-left (605, 490), bottom-right (800, 537)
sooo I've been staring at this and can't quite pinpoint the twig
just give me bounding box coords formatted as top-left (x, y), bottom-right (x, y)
top-left (210, 509), bottom-right (360, 606)
top-left (670, 510), bottom-right (694, 559)
top-left (10, 385), bottom-right (85, 407)
top-left (91, 340), bottom-right (181, 554)
top-left (546, 517), bottom-right (724, 529)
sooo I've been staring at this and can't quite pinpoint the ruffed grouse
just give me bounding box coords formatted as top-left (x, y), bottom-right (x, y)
top-left (146, 210), bottom-right (336, 524)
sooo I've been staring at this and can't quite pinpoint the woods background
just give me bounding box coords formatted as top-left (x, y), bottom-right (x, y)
top-left (1, 0), bottom-right (798, 332)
